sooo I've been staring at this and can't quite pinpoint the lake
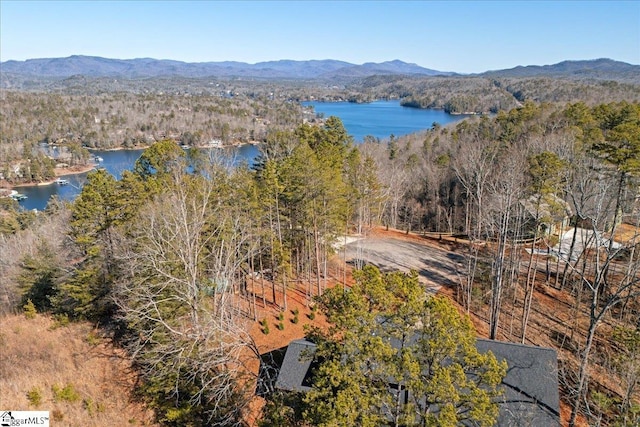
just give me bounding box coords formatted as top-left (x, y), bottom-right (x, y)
top-left (303, 100), bottom-right (466, 142)
top-left (15, 144), bottom-right (260, 211)
top-left (15, 100), bottom-right (466, 210)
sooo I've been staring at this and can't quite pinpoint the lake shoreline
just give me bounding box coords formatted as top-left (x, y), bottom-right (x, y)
top-left (10, 102), bottom-right (464, 210)
top-left (85, 139), bottom-right (259, 152)
top-left (5, 140), bottom-right (259, 191)
top-left (87, 145), bottom-right (149, 152)
top-left (8, 164), bottom-right (98, 190)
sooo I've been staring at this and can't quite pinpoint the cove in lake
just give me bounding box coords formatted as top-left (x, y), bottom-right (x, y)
top-left (16, 144), bottom-right (260, 211)
top-left (16, 100), bottom-right (466, 210)
top-left (303, 100), bottom-right (467, 142)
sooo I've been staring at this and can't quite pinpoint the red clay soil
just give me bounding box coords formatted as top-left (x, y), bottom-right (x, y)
top-left (243, 281), bottom-right (333, 425)
top-left (244, 226), bottom-right (592, 426)
top-left (247, 281), bottom-right (332, 357)
top-left (612, 222), bottom-right (640, 244)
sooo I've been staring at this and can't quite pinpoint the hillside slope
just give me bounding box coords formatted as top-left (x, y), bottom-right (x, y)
top-left (0, 314), bottom-right (157, 426)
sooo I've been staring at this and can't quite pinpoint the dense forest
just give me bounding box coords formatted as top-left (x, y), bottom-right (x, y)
top-left (336, 75), bottom-right (640, 113)
top-left (1, 70), bottom-right (639, 426)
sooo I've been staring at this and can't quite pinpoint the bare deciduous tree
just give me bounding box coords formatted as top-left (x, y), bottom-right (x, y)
top-left (114, 165), bottom-right (260, 425)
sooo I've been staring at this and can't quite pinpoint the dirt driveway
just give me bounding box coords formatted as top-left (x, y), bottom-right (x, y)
top-left (339, 234), bottom-right (465, 293)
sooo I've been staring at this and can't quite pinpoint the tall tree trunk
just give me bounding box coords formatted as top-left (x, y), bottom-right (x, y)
top-left (522, 203), bottom-right (541, 344)
top-left (313, 203), bottom-right (322, 297)
top-left (259, 254), bottom-right (266, 307)
top-left (490, 202), bottom-right (512, 340)
top-left (569, 293), bottom-right (600, 427)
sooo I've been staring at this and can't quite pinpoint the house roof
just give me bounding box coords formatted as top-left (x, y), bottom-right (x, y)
top-left (476, 339), bottom-right (560, 426)
top-left (274, 339), bottom-right (315, 393)
top-left (270, 338), bottom-right (560, 427)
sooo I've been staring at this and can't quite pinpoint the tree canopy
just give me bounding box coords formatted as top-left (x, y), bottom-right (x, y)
top-left (302, 266), bottom-right (507, 427)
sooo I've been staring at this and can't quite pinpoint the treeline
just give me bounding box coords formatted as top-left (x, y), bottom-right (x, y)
top-left (4, 72), bottom-right (640, 184)
top-left (0, 90), bottom-right (308, 183)
top-left (345, 75), bottom-right (640, 114)
top-left (363, 101), bottom-right (638, 235)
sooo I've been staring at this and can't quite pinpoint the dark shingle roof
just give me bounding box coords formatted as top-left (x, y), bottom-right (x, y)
top-left (271, 338), bottom-right (560, 427)
top-left (274, 339), bottom-right (316, 393)
top-left (476, 339), bottom-right (560, 426)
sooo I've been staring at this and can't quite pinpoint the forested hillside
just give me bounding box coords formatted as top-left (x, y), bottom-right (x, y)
top-left (341, 75), bottom-right (640, 113)
top-left (0, 89), bottom-right (308, 184)
top-left (1, 121), bottom-right (363, 424)
top-left (0, 56), bottom-right (441, 80)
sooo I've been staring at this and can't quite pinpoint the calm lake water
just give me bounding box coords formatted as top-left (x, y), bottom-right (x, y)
top-left (303, 100), bottom-right (466, 142)
top-left (16, 144), bottom-right (260, 211)
top-left (16, 100), bottom-right (466, 210)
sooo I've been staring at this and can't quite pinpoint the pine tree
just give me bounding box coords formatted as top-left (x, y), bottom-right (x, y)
top-left (304, 265), bottom-right (507, 427)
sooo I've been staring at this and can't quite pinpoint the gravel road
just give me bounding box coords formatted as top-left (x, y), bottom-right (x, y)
top-left (340, 236), bottom-right (465, 293)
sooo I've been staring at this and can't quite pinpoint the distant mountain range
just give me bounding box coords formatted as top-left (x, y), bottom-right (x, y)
top-left (0, 55), bottom-right (447, 80)
top-left (480, 58), bottom-right (640, 80)
top-left (0, 56), bottom-right (637, 81)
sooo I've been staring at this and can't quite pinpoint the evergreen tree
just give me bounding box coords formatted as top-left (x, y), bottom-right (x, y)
top-left (59, 168), bottom-right (119, 318)
top-left (304, 266), bottom-right (507, 427)
top-left (18, 243), bottom-right (62, 312)
top-left (133, 139), bottom-right (186, 181)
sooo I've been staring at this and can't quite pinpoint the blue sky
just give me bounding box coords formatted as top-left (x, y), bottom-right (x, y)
top-left (1, 1), bottom-right (638, 73)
